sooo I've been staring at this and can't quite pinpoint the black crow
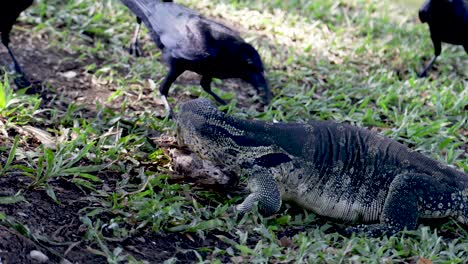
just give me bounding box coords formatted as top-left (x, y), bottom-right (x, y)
top-left (418, 0), bottom-right (468, 77)
top-left (0, 0), bottom-right (34, 87)
top-left (120, 0), bottom-right (271, 115)
top-left (128, 0), bottom-right (173, 57)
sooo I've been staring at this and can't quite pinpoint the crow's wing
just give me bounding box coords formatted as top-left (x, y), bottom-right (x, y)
top-left (121, 0), bottom-right (240, 60)
top-left (200, 16), bottom-right (240, 41)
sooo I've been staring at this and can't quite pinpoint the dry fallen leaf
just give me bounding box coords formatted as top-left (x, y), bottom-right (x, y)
top-left (417, 257), bottom-right (433, 264)
top-left (20, 125), bottom-right (56, 149)
top-left (230, 256), bottom-right (244, 263)
top-left (279, 236), bottom-right (293, 248)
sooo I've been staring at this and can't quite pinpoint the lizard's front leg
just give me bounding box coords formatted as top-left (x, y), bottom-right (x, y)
top-left (236, 166), bottom-right (282, 216)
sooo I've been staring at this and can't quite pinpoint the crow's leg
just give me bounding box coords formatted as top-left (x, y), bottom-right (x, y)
top-left (200, 76), bottom-right (227, 105)
top-left (6, 45), bottom-right (23, 74)
top-left (3, 43), bottom-right (31, 89)
top-left (419, 37), bottom-right (441, 78)
top-left (2, 32), bottom-right (24, 76)
top-left (128, 17), bottom-right (143, 57)
top-left (418, 55), bottom-right (438, 78)
top-left (159, 64), bottom-right (184, 118)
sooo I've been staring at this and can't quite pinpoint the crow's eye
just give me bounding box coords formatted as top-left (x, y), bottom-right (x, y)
top-left (246, 59), bottom-right (254, 65)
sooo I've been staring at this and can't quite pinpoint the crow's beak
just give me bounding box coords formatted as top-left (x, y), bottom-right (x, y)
top-left (248, 72), bottom-right (272, 105)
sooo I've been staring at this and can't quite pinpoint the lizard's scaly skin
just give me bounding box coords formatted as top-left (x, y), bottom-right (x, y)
top-left (176, 99), bottom-right (468, 235)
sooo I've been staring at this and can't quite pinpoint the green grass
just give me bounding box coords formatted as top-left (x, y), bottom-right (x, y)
top-left (0, 0), bottom-right (467, 263)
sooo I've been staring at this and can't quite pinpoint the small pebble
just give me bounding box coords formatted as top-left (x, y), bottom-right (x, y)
top-left (29, 250), bottom-right (49, 263)
top-left (59, 71), bottom-right (77, 79)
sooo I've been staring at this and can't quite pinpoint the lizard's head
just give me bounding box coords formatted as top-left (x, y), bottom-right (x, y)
top-left (176, 99), bottom-right (243, 167)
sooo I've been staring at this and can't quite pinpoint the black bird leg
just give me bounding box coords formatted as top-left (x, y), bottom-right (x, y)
top-left (4, 43), bottom-right (31, 88)
top-left (200, 76), bottom-right (227, 105)
top-left (159, 64), bottom-right (185, 118)
top-left (129, 17), bottom-right (143, 57)
top-left (419, 37), bottom-right (441, 78)
top-left (419, 55), bottom-right (438, 78)
top-left (6, 44), bottom-right (23, 74)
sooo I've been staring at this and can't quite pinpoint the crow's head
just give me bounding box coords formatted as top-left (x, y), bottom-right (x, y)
top-left (419, 0), bottom-right (462, 23)
top-left (238, 43), bottom-right (272, 104)
top-left (419, 0), bottom-right (437, 23)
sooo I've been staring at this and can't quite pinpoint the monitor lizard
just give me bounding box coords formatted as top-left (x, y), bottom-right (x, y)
top-left (176, 98), bottom-right (468, 236)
